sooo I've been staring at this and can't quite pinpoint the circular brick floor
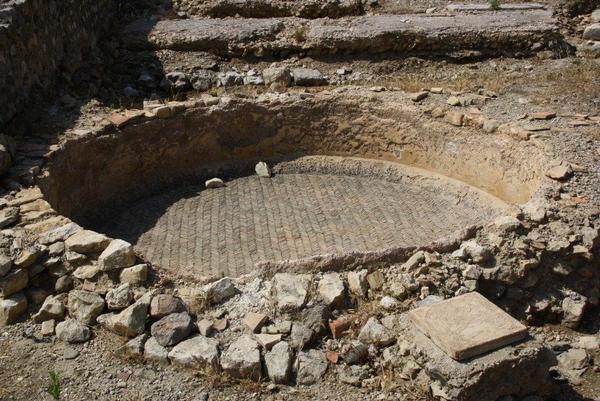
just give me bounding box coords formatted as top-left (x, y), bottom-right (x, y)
top-left (105, 172), bottom-right (501, 279)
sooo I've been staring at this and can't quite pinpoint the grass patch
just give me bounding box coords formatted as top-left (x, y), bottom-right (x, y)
top-left (47, 370), bottom-right (61, 401)
top-left (293, 26), bottom-right (307, 43)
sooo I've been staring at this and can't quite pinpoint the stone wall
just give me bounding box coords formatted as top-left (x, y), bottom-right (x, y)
top-left (0, 0), bottom-right (115, 128)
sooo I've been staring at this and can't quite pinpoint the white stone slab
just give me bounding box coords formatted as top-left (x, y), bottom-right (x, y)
top-left (408, 292), bottom-right (528, 360)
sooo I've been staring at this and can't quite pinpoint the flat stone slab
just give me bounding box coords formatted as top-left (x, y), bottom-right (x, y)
top-left (174, 0), bottom-right (363, 18)
top-left (447, 3), bottom-right (546, 12)
top-left (124, 17), bottom-right (285, 53)
top-left (408, 292), bottom-right (528, 361)
top-left (123, 10), bottom-right (558, 57)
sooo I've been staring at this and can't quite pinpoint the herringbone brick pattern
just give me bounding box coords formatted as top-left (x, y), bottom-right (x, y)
top-left (106, 174), bottom-right (496, 278)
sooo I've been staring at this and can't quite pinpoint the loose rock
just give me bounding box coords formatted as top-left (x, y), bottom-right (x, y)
top-left (347, 269), bottom-right (368, 297)
top-left (494, 216), bottom-right (521, 232)
top-left (318, 273), bottom-right (345, 306)
top-left (445, 111), bottom-right (464, 126)
top-left (98, 239), bottom-right (136, 271)
top-left (265, 341), bottom-right (292, 384)
top-left (106, 292), bottom-right (152, 337)
top-left (204, 277), bottom-right (236, 304)
top-left (562, 295), bottom-right (587, 328)
top-left (255, 333), bottom-right (281, 350)
top-left (221, 335), bottom-right (262, 381)
top-left (106, 284), bottom-right (134, 310)
top-left (583, 23), bottom-right (600, 40)
top-left (243, 312), bottom-right (269, 333)
top-left (0, 254), bottom-right (12, 277)
top-left (0, 268), bottom-right (28, 297)
top-left (0, 207), bottom-right (18, 228)
top-left (144, 336), bottom-right (169, 365)
top-left (41, 319), bottom-right (56, 336)
top-left (150, 294), bottom-right (186, 318)
top-left (272, 273), bottom-right (311, 312)
top-left (56, 319), bottom-right (91, 343)
top-left (558, 348), bottom-right (589, 376)
top-left (358, 317), bottom-right (395, 347)
top-left (197, 319), bottom-right (214, 336)
top-left (205, 178), bottom-right (225, 189)
top-left (168, 335), bottom-right (220, 368)
top-left (120, 264), bottom-right (148, 285)
top-left (296, 349), bottom-right (328, 385)
top-left (546, 164), bottom-right (572, 180)
top-left (289, 322), bottom-right (314, 350)
top-left (262, 66), bottom-right (292, 86)
top-left (151, 312), bottom-right (193, 347)
top-left (255, 161), bottom-right (272, 178)
top-left (291, 68), bottom-right (327, 86)
top-left (410, 91), bottom-right (428, 102)
top-left (38, 223), bottom-right (81, 245)
top-left (68, 290), bottom-right (105, 325)
top-left (33, 295), bottom-right (65, 323)
top-left (461, 240), bottom-right (492, 264)
top-left (125, 333), bottom-right (148, 356)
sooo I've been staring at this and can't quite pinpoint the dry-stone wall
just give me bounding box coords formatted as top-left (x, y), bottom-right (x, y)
top-left (0, 0), bottom-right (115, 127)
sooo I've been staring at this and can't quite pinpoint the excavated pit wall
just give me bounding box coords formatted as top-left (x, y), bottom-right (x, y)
top-left (39, 93), bottom-right (549, 229)
top-left (0, 0), bottom-right (115, 127)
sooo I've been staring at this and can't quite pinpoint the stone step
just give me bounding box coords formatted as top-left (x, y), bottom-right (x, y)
top-left (446, 2), bottom-right (547, 12)
top-left (171, 1), bottom-right (548, 18)
top-left (123, 10), bottom-right (560, 58)
top-left (172, 0), bottom-right (364, 19)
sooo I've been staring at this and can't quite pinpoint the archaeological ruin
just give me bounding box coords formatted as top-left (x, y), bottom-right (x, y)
top-left (0, 0), bottom-right (599, 400)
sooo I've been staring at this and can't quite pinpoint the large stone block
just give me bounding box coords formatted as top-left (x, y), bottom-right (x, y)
top-left (394, 313), bottom-right (555, 401)
top-left (98, 239), bottom-right (136, 271)
top-left (64, 230), bottom-right (110, 254)
top-left (408, 292), bottom-right (528, 361)
top-left (0, 268), bottom-right (28, 297)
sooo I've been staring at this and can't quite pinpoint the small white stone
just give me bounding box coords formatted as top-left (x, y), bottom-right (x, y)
top-left (168, 335), bottom-right (220, 368)
top-left (317, 273), bottom-right (345, 306)
top-left (347, 270), bottom-right (368, 297)
top-left (255, 162), bottom-right (272, 178)
top-left (380, 296), bottom-right (400, 310)
top-left (358, 317), bottom-right (395, 346)
top-left (272, 273), bottom-right (311, 312)
top-left (120, 264), bottom-right (148, 285)
top-left (205, 178), bottom-right (224, 189)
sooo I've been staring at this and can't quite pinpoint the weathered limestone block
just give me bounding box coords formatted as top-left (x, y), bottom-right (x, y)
top-left (68, 290), bottom-right (105, 325)
top-left (272, 273), bottom-right (311, 312)
top-left (65, 230), bottom-right (110, 254)
top-left (221, 335), bottom-right (262, 380)
top-left (0, 292), bottom-right (27, 326)
top-left (0, 268), bottom-right (28, 297)
top-left (98, 239), bottom-right (136, 271)
top-left (396, 313), bottom-right (555, 401)
top-left (168, 335), bottom-right (220, 368)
